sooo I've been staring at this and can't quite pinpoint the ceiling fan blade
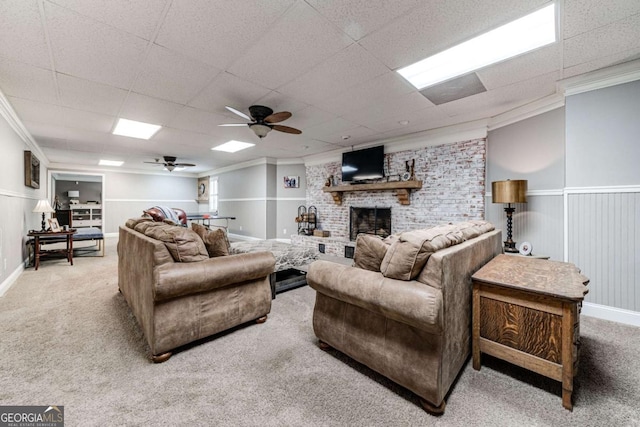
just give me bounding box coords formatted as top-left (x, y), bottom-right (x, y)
top-left (174, 163), bottom-right (196, 167)
top-left (272, 124), bottom-right (302, 135)
top-left (265, 111), bottom-right (292, 123)
top-left (143, 161), bottom-right (163, 165)
top-left (225, 106), bottom-right (251, 121)
top-left (219, 123), bottom-right (249, 127)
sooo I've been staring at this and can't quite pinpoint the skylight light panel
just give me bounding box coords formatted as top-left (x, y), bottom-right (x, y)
top-left (113, 118), bottom-right (161, 140)
top-left (99, 159), bottom-right (123, 166)
top-left (212, 140), bottom-right (255, 153)
top-left (397, 3), bottom-right (556, 89)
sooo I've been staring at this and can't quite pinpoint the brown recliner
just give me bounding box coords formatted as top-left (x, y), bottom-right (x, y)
top-left (144, 206), bottom-right (187, 225)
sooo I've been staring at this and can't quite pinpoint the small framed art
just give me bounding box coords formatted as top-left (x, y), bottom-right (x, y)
top-left (48, 218), bottom-right (61, 232)
top-left (284, 176), bottom-right (299, 188)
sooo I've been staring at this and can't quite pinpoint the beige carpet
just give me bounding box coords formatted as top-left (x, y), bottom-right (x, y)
top-left (1, 238), bottom-right (639, 426)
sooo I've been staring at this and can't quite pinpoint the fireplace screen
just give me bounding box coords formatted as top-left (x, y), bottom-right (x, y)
top-left (350, 207), bottom-right (391, 241)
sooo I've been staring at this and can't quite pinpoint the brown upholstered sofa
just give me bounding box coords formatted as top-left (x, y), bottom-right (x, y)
top-left (307, 220), bottom-right (502, 414)
top-left (118, 218), bottom-right (275, 362)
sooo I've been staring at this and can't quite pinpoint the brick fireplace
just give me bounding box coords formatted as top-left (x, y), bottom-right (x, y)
top-left (350, 207), bottom-right (391, 241)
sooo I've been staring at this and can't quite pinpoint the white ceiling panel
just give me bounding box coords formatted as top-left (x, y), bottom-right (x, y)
top-left (305, 0), bottom-right (424, 41)
top-left (0, 1), bottom-right (638, 174)
top-left (0, 58), bottom-right (57, 104)
top-left (188, 72), bottom-right (272, 114)
top-left (44, 1), bottom-right (149, 89)
top-left (57, 73), bottom-right (127, 116)
top-left (50, 0), bottom-right (169, 40)
top-left (563, 13), bottom-right (640, 68)
top-left (118, 92), bottom-right (183, 125)
top-left (156, 0), bottom-right (295, 70)
top-left (278, 43), bottom-right (390, 105)
top-left (0, 0), bottom-right (51, 69)
top-left (227, 1), bottom-right (353, 89)
top-left (564, 0), bottom-right (640, 39)
top-left (132, 44), bottom-right (220, 105)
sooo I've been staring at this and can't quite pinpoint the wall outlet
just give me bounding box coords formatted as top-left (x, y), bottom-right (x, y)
top-left (239, 225), bottom-right (243, 231)
top-left (283, 228), bottom-right (287, 235)
top-left (3, 258), bottom-right (6, 272)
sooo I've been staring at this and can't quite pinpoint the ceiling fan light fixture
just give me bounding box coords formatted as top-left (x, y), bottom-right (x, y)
top-left (164, 164), bottom-right (176, 172)
top-left (249, 123), bottom-right (272, 138)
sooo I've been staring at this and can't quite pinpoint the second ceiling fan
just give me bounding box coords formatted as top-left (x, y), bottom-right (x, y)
top-left (219, 105), bottom-right (302, 139)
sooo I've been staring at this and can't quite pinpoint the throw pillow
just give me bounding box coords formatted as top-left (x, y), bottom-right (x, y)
top-left (354, 234), bottom-right (389, 272)
top-left (143, 223), bottom-right (208, 262)
top-left (191, 224), bottom-right (229, 258)
top-left (191, 222), bottom-right (230, 250)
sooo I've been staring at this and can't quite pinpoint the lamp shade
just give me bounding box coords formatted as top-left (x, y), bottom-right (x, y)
top-left (249, 123), bottom-right (272, 138)
top-left (33, 199), bottom-right (55, 213)
top-left (67, 190), bottom-right (79, 197)
top-left (492, 180), bottom-right (527, 204)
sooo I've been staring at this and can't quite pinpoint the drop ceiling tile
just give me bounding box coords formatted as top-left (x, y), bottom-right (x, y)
top-left (563, 49), bottom-right (640, 79)
top-left (227, 1), bottom-right (353, 89)
top-left (0, 0), bottom-right (51, 69)
top-left (8, 96), bottom-right (64, 124)
top-left (167, 107), bottom-right (230, 134)
top-left (278, 43), bottom-right (390, 105)
top-left (359, 0), bottom-right (548, 69)
top-left (342, 91), bottom-right (434, 125)
top-left (564, 13), bottom-right (640, 68)
top-left (156, 0), bottom-right (295, 70)
top-left (306, 0), bottom-right (424, 41)
top-left (153, 127), bottom-right (215, 149)
top-left (57, 73), bottom-right (128, 115)
top-left (119, 92), bottom-right (183, 125)
top-left (315, 71), bottom-right (415, 116)
top-left (315, 125), bottom-right (378, 145)
top-left (58, 106), bottom-right (115, 133)
top-left (0, 58), bottom-right (57, 103)
top-left (132, 44), bottom-right (220, 105)
top-left (34, 136), bottom-right (70, 150)
top-left (563, 0), bottom-right (640, 39)
top-left (478, 44), bottom-right (562, 89)
top-left (303, 117), bottom-right (362, 139)
top-left (283, 105), bottom-right (337, 130)
top-left (50, 0), bottom-right (169, 40)
top-left (358, 105), bottom-right (448, 133)
top-left (188, 72), bottom-right (272, 114)
top-left (253, 92), bottom-right (309, 116)
top-left (44, 2), bottom-right (149, 89)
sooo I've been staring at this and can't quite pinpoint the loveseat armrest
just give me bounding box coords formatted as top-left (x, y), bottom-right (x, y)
top-left (153, 251), bottom-right (275, 301)
top-left (308, 260), bottom-right (443, 334)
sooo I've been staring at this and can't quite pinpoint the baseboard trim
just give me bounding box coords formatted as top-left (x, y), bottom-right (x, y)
top-left (0, 262), bottom-right (26, 297)
top-left (582, 302), bottom-right (640, 327)
top-left (227, 233), bottom-right (262, 242)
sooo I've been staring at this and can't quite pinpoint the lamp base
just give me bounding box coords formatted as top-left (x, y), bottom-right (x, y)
top-left (504, 241), bottom-right (519, 253)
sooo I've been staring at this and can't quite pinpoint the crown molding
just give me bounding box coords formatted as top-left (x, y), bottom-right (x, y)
top-left (488, 93), bottom-right (565, 131)
top-left (199, 157), bottom-right (278, 177)
top-left (560, 59), bottom-right (640, 97)
top-left (48, 163), bottom-right (197, 178)
top-left (0, 91), bottom-right (49, 165)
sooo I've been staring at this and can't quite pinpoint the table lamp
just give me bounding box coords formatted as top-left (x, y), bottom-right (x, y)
top-left (33, 199), bottom-right (55, 232)
top-left (492, 179), bottom-right (527, 253)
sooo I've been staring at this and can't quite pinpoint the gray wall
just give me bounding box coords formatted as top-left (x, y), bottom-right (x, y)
top-left (0, 110), bottom-right (45, 291)
top-left (486, 107), bottom-right (565, 261)
top-left (276, 163), bottom-right (306, 239)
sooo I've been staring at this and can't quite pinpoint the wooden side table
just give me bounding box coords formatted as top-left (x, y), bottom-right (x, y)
top-left (28, 230), bottom-right (77, 270)
top-left (471, 254), bottom-right (589, 410)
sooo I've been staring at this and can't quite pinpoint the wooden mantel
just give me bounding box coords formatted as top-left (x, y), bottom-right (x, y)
top-left (322, 180), bottom-right (422, 205)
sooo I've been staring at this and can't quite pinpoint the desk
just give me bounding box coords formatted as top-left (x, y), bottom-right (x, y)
top-left (186, 214), bottom-right (236, 229)
top-left (27, 229), bottom-right (77, 270)
top-left (471, 254), bottom-right (589, 410)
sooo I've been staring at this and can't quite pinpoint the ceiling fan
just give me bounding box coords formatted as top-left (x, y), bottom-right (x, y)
top-left (144, 156), bottom-right (195, 172)
top-left (219, 105), bottom-right (302, 138)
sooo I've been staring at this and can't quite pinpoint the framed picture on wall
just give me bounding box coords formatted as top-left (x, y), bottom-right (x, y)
top-left (24, 151), bottom-right (40, 189)
top-left (198, 176), bottom-right (209, 202)
top-left (284, 176), bottom-right (299, 188)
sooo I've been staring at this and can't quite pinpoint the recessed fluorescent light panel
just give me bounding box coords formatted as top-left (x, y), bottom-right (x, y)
top-left (397, 3), bottom-right (556, 89)
top-left (212, 140), bottom-right (255, 153)
top-left (99, 159), bottom-right (124, 166)
top-left (112, 118), bottom-right (161, 140)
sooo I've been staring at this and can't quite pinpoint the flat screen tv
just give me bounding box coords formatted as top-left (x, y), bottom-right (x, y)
top-left (342, 146), bottom-right (384, 183)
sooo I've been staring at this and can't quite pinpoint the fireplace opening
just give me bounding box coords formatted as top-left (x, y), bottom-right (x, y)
top-left (350, 207), bottom-right (391, 241)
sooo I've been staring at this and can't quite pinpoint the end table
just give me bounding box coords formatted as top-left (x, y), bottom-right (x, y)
top-left (27, 229), bottom-right (77, 270)
top-left (471, 254), bottom-right (589, 410)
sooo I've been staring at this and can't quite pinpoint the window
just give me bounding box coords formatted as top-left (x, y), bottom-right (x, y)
top-left (209, 176), bottom-right (218, 214)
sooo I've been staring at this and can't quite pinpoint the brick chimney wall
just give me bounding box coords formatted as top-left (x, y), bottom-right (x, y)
top-left (305, 138), bottom-right (486, 239)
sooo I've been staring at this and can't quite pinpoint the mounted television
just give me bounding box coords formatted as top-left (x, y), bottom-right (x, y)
top-left (342, 145), bottom-right (384, 183)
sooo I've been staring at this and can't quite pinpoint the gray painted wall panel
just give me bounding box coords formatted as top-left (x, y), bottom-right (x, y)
top-left (277, 163), bottom-right (306, 239)
top-left (485, 195), bottom-right (564, 261)
top-left (219, 200), bottom-right (266, 239)
top-left (219, 164), bottom-right (266, 199)
top-left (568, 192), bottom-right (639, 311)
top-left (566, 80), bottom-right (640, 187)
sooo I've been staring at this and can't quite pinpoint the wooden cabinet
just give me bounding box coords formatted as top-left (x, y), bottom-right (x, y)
top-left (471, 254), bottom-right (589, 410)
top-left (71, 204), bottom-right (102, 228)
